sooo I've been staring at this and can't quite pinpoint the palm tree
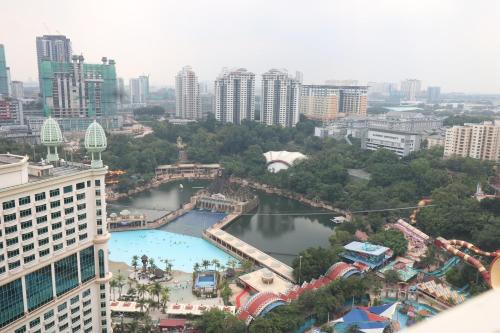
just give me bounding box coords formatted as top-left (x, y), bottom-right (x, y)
top-left (211, 259), bottom-right (220, 272)
top-left (141, 255), bottom-right (148, 273)
top-left (202, 259), bottom-right (210, 271)
top-left (109, 279), bottom-right (118, 301)
top-left (116, 273), bottom-right (126, 299)
top-left (227, 259), bottom-right (237, 270)
top-left (150, 281), bottom-right (162, 303)
top-left (126, 320), bottom-right (140, 333)
top-left (160, 286), bottom-right (169, 313)
top-left (131, 255), bottom-right (139, 277)
top-left (137, 298), bottom-right (147, 313)
top-left (148, 258), bottom-right (155, 273)
top-left (137, 283), bottom-right (149, 301)
top-left (193, 263), bottom-right (201, 272)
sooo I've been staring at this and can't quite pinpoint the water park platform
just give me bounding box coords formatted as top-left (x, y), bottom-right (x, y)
top-left (155, 163), bottom-right (221, 177)
top-left (238, 268), bottom-right (294, 294)
top-left (341, 241), bottom-right (392, 269)
top-left (110, 300), bottom-right (236, 316)
top-left (203, 227), bottom-right (295, 282)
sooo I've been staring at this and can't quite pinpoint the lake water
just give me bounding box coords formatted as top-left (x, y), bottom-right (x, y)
top-left (108, 179), bottom-right (336, 270)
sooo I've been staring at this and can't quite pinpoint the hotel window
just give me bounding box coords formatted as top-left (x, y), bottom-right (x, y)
top-left (77, 193), bottom-right (86, 201)
top-left (26, 265), bottom-right (54, 311)
top-left (95, 190), bottom-right (101, 196)
top-left (49, 189), bottom-right (60, 197)
top-left (63, 185), bottom-right (73, 194)
top-left (78, 213), bottom-right (87, 221)
top-left (38, 238), bottom-right (49, 246)
top-left (0, 279), bottom-right (23, 329)
top-left (96, 209), bottom-right (102, 216)
top-left (36, 215), bottom-right (47, 224)
top-left (44, 321), bottom-right (54, 330)
top-left (51, 211), bottom-right (62, 219)
top-left (98, 250), bottom-right (105, 278)
top-left (76, 182), bottom-right (85, 190)
top-left (23, 243), bottom-right (34, 252)
top-left (55, 254), bottom-right (79, 296)
top-left (53, 232), bottom-right (63, 241)
top-left (19, 196), bottom-right (31, 205)
top-left (83, 300), bottom-right (91, 308)
top-left (77, 203), bottom-right (86, 211)
top-left (58, 302), bottom-right (67, 312)
top-left (39, 249), bottom-right (50, 257)
top-left (97, 219), bottom-right (102, 226)
top-left (87, 181), bottom-right (91, 187)
top-left (37, 227), bottom-right (48, 235)
top-left (2, 200), bottom-right (15, 210)
top-left (71, 295), bottom-right (79, 305)
top-left (59, 323), bottom-right (69, 331)
top-left (65, 207), bottom-right (74, 215)
top-left (6, 237), bottom-right (18, 246)
top-left (59, 313), bottom-right (68, 321)
top-left (22, 232), bottom-right (33, 241)
top-left (35, 192), bottom-right (46, 201)
top-left (82, 289), bottom-right (91, 298)
top-left (24, 255), bottom-right (35, 264)
top-left (50, 201), bottom-right (61, 209)
top-left (96, 199), bottom-right (101, 206)
top-left (4, 212), bottom-right (17, 223)
top-left (79, 233), bottom-right (88, 241)
top-left (0, 266), bottom-right (5, 274)
top-left (64, 197), bottom-right (74, 204)
top-left (7, 249), bottom-right (20, 258)
top-left (79, 246), bottom-right (95, 282)
top-left (14, 326), bottom-right (26, 333)
top-left (66, 228), bottom-right (75, 236)
top-left (95, 180), bottom-right (101, 186)
top-left (29, 318), bottom-right (40, 328)
top-left (67, 238), bottom-right (76, 246)
top-left (53, 243), bottom-right (63, 251)
top-left (78, 223), bottom-right (87, 231)
top-left (52, 222), bottom-right (62, 230)
top-left (71, 306), bottom-right (80, 314)
top-left (8, 261), bottom-right (20, 270)
top-left (5, 225), bottom-right (17, 234)
top-left (20, 208), bottom-right (32, 218)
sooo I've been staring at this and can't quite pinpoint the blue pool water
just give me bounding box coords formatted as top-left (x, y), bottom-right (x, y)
top-left (109, 229), bottom-right (235, 273)
top-left (195, 272), bottom-right (216, 288)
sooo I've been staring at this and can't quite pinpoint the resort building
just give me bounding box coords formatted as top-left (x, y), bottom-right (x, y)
top-left (0, 119), bottom-right (112, 332)
top-left (341, 241), bottom-right (392, 269)
top-left (155, 163), bottom-right (221, 178)
top-left (443, 121), bottom-right (500, 162)
top-left (263, 151), bottom-right (307, 173)
top-left (107, 210), bottom-right (146, 231)
top-left (214, 68), bottom-right (255, 124)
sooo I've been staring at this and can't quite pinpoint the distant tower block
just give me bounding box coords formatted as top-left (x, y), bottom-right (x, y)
top-left (85, 120), bottom-right (107, 168)
top-left (40, 116), bottom-right (63, 162)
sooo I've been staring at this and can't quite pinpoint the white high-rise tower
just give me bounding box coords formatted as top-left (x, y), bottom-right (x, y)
top-left (214, 68), bottom-right (255, 124)
top-left (261, 69), bottom-right (300, 127)
top-left (175, 66), bottom-right (201, 120)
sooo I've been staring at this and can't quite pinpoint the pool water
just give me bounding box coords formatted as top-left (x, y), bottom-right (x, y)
top-left (382, 298), bottom-right (438, 329)
top-left (109, 229), bottom-right (235, 273)
top-left (195, 272), bottom-right (217, 288)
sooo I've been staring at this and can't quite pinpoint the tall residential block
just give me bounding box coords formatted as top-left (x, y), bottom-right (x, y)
top-left (261, 69), bottom-right (300, 127)
top-left (401, 79), bottom-right (422, 101)
top-left (40, 55), bottom-right (117, 118)
top-left (214, 68), bottom-right (255, 124)
top-left (36, 35), bottom-right (72, 88)
top-left (300, 85), bottom-right (339, 121)
top-left (129, 75), bottom-right (149, 105)
top-left (0, 45), bottom-right (9, 97)
top-left (0, 119), bottom-right (112, 332)
top-left (175, 66), bottom-right (201, 120)
top-left (338, 86), bottom-right (368, 116)
top-left (444, 121), bottom-right (500, 161)
top-left (427, 86), bottom-right (441, 103)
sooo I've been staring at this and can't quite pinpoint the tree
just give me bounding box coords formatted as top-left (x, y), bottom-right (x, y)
top-left (160, 286), bottom-right (169, 313)
top-left (292, 247), bottom-right (342, 282)
top-left (149, 281), bottom-right (162, 303)
top-left (137, 283), bottom-right (149, 301)
top-left (109, 279), bottom-right (118, 301)
top-left (194, 309), bottom-right (246, 333)
top-left (221, 282), bottom-right (232, 305)
top-left (115, 273), bottom-right (126, 299)
top-left (202, 259), bottom-right (211, 271)
top-left (369, 230), bottom-right (408, 257)
top-left (131, 255), bottom-right (139, 278)
top-left (384, 270), bottom-right (400, 285)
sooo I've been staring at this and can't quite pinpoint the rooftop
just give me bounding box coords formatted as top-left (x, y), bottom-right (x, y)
top-left (239, 268), bottom-right (294, 294)
top-left (344, 241), bottom-right (389, 256)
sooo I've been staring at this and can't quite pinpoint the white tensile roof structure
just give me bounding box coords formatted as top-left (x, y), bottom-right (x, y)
top-left (263, 151), bottom-right (307, 173)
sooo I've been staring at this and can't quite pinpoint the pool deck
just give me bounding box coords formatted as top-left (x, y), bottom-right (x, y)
top-left (204, 227), bottom-right (295, 282)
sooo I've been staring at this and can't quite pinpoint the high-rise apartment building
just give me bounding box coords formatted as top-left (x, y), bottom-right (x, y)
top-left (11, 81), bottom-right (24, 100)
top-left (444, 121), bottom-right (500, 161)
top-left (0, 100), bottom-right (23, 124)
top-left (0, 119), bottom-right (111, 332)
top-left (338, 86), bottom-right (368, 117)
top-left (40, 55), bottom-right (117, 118)
top-left (117, 78), bottom-right (125, 107)
top-left (427, 86), bottom-right (441, 103)
top-left (214, 68), bottom-right (255, 124)
top-left (129, 75), bottom-right (149, 105)
top-left (36, 35), bottom-right (72, 88)
top-left (300, 85), bottom-right (339, 121)
top-left (175, 66), bottom-right (201, 120)
top-left (0, 45), bottom-right (9, 98)
top-left (261, 69), bottom-right (300, 127)
top-left (401, 79), bottom-right (422, 101)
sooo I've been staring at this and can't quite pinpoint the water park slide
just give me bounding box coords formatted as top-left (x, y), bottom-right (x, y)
top-left (414, 256), bottom-right (460, 277)
top-left (434, 237), bottom-right (500, 289)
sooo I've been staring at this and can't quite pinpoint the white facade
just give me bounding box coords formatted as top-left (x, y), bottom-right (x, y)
top-left (175, 66), bottom-right (201, 120)
top-left (261, 69), bottom-right (300, 127)
top-left (401, 79), bottom-right (422, 101)
top-left (129, 75), bottom-right (149, 105)
top-left (11, 81), bottom-right (24, 100)
top-left (361, 129), bottom-right (422, 157)
top-left (214, 68), bottom-right (255, 124)
top-left (0, 154), bottom-right (112, 333)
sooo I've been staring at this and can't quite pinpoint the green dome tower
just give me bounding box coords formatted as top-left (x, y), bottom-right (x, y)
top-left (84, 120), bottom-right (107, 168)
top-left (40, 116), bottom-right (63, 162)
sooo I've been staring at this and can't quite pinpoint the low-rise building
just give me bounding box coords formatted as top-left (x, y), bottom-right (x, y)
top-left (341, 241), bottom-right (392, 270)
top-left (361, 128), bottom-right (422, 157)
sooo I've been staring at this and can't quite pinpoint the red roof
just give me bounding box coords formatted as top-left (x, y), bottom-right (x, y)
top-left (159, 319), bottom-right (187, 328)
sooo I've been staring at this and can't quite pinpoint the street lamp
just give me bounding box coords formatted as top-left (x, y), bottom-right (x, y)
top-left (298, 255), bottom-right (303, 285)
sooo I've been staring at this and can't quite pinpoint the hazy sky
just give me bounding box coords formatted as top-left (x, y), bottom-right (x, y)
top-left (1, 0), bottom-right (499, 93)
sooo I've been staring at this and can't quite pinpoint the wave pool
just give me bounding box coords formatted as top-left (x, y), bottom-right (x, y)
top-left (109, 229), bottom-right (235, 273)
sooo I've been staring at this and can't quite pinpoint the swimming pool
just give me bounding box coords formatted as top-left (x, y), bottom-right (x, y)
top-left (109, 229), bottom-right (235, 273)
top-left (195, 271), bottom-right (217, 289)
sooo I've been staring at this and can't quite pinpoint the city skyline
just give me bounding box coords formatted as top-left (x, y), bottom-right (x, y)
top-left (0, 0), bottom-right (499, 93)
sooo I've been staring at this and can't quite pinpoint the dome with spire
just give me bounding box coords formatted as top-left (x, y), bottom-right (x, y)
top-left (40, 117), bottom-right (63, 146)
top-left (84, 120), bottom-right (107, 152)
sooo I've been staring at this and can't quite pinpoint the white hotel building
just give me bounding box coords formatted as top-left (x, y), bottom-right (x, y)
top-left (0, 119), bottom-right (111, 332)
